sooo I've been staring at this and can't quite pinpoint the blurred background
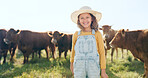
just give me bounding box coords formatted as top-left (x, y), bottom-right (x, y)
top-left (0, 0), bottom-right (148, 33)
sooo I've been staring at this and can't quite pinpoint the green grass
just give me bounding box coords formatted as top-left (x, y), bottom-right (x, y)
top-left (0, 49), bottom-right (144, 78)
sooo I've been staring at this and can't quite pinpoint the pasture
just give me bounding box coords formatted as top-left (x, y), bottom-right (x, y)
top-left (0, 48), bottom-right (144, 78)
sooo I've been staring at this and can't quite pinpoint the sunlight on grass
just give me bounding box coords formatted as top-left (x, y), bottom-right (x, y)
top-left (0, 48), bottom-right (144, 78)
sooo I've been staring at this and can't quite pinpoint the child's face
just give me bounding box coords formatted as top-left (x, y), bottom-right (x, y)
top-left (78, 13), bottom-right (92, 29)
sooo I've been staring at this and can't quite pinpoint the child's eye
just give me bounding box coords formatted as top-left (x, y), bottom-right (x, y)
top-left (86, 17), bottom-right (89, 19)
top-left (80, 17), bottom-right (84, 19)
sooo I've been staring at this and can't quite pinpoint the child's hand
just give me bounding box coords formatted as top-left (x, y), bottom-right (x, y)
top-left (101, 69), bottom-right (108, 78)
top-left (70, 62), bottom-right (74, 75)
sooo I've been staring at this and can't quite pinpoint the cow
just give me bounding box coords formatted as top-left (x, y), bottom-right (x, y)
top-left (0, 29), bottom-right (17, 64)
top-left (99, 25), bottom-right (119, 62)
top-left (49, 31), bottom-right (72, 59)
top-left (4, 28), bottom-right (55, 64)
top-left (110, 29), bottom-right (148, 78)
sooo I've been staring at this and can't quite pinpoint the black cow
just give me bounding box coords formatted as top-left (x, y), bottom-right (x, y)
top-left (0, 29), bottom-right (17, 64)
top-left (49, 31), bottom-right (72, 59)
top-left (4, 28), bottom-right (55, 64)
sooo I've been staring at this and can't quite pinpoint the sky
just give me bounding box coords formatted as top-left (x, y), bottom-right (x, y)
top-left (0, 0), bottom-right (148, 33)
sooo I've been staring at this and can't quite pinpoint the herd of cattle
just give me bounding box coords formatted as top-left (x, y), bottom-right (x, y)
top-left (0, 25), bottom-right (148, 77)
top-left (100, 25), bottom-right (148, 78)
top-left (0, 28), bottom-right (72, 64)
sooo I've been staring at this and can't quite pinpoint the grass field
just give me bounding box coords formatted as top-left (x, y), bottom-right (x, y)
top-left (0, 49), bottom-right (144, 78)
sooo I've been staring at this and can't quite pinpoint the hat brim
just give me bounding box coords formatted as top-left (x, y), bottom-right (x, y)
top-left (71, 9), bottom-right (102, 24)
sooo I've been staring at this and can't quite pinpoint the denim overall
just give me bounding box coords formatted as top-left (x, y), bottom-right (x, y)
top-left (74, 29), bottom-right (100, 78)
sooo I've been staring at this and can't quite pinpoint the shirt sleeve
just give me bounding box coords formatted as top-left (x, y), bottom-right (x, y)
top-left (70, 31), bottom-right (78, 63)
top-left (96, 31), bottom-right (106, 69)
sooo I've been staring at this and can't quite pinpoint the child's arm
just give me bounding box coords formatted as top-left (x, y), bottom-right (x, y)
top-left (96, 31), bottom-right (106, 69)
top-left (70, 31), bottom-right (78, 75)
top-left (101, 69), bottom-right (108, 78)
top-left (96, 31), bottom-right (108, 78)
top-left (70, 62), bottom-right (74, 75)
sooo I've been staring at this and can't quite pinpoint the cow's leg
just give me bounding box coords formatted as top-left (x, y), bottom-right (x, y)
top-left (33, 50), bottom-right (38, 59)
top-left (64, 50), bottom-right (68, 59)
top-left (9, 48), bottom-right (12, 60)
top-left (3, 51), bottom-right (8, 64)
top-left (126, 49), bottom-right (128, 55)
top-left (51, 48), bottom-right (55, 59)
top-left (111, 48), bottom-right (115, 62)
top-left (23, 55), bottom-right (26, 64)
top-left (9, 48), bottom-right (13, 62)
top-left (49, 44), bottom-right (55, 59)
top-left (52, 50), bottom-right (55, 59)
top-left (27, 56), bottom-right (29, 63)
top-left (38, 50), bottom-right (41, 58)
top-left (143, 63), bottom-right (148, 78)
top-left (32, 52), bottom-right (34, 59)
top-left (52, 46), bottom-right (55, 59)
top-left (32, 50), bottom-right (39, 58)
top-left (59, 52), bottom-right (61, 58)
top-left (105, 48), bottom-right (107, 58)
top-left (146, 67), bottom-right (148, 78)
top-left (121, 48), bottom-right (124, 59)
top-left (0, 55), bottom-right (2, 64)
top-left (24, 53), bottom-right (29, 64)
top-left (36, 51), bottom-right (38, 57)
top-left (59, 50), bottom-right (62, 58)
top-left (10, 47), bottom-right (16, 62)
top-left (45, 47), bottom-right (49, 59)
top-left (115, 48), bottom-right (118, 59)
top-left (23, 50), bottom-right (28, 64)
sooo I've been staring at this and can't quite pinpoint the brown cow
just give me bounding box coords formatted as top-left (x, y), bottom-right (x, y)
top-left (4, 28), bottom-right (55, 64)
top-left (99, 25), bottom-right (119, 62)
top-left (49, 31), bottom-right (72, 59)
top-left (110, 29), bottom-right (148, 78)
top-left (0, 29), bottom-right (17, 64)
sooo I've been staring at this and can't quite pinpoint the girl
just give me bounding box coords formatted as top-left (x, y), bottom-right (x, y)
top-left (70, 6), bottom-right (108, 78)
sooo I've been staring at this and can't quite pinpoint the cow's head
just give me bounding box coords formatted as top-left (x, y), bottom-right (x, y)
top-left (99, 25), bottom-right (112, 39)
top-left (109, 29), bottom-right (125, 48)
top-left (48, 31), bottom-right (64, 45)
top-left (99, 25), bottom-right (113, 49)
top-left (4, 28), bottom-right (20, 44)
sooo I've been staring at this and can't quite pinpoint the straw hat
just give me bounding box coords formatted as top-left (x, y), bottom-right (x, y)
top-left (71, 6), bottom-right (102, 24)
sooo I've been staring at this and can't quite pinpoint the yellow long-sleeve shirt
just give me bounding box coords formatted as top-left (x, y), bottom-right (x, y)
top-left (70, 30), bottom-right (106, 69)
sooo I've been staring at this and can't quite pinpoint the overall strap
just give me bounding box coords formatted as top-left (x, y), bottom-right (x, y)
top-left (78, 30), bottom-right (81, 35)
top-left (92, 29), bottom-right (95, 35)
top-left (78, 29), bottom-right (95, 35)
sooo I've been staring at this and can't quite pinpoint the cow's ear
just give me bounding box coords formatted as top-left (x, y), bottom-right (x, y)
top-left (60, 33), bottom-right (65, 37)
top-left (16, 30), bottom-right (20, 34)
top-left (109, 26), bottom-right (112, 29)
top-left (60, 33), bottom-right (63, 36)
top-left (121, 29), bottom-right (125, 37)
top-left (48, 32), bottom-right (53, 37)
top-left (126, 29), bottom-right (129, 31)
top-left (99, 28), bottom-right (102, 30)
top-left (49, 32), bottom-right (52, 35)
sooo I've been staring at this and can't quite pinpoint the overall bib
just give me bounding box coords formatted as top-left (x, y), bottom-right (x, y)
top-left (74, 29), bottom-right (100, 78)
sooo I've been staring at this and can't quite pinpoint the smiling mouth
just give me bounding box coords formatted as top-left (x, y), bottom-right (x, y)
top-left (83, 22), bottom-right (89, 25)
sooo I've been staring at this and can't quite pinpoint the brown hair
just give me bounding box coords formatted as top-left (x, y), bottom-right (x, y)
top-left (77, 13), bottom-right (99, 31)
